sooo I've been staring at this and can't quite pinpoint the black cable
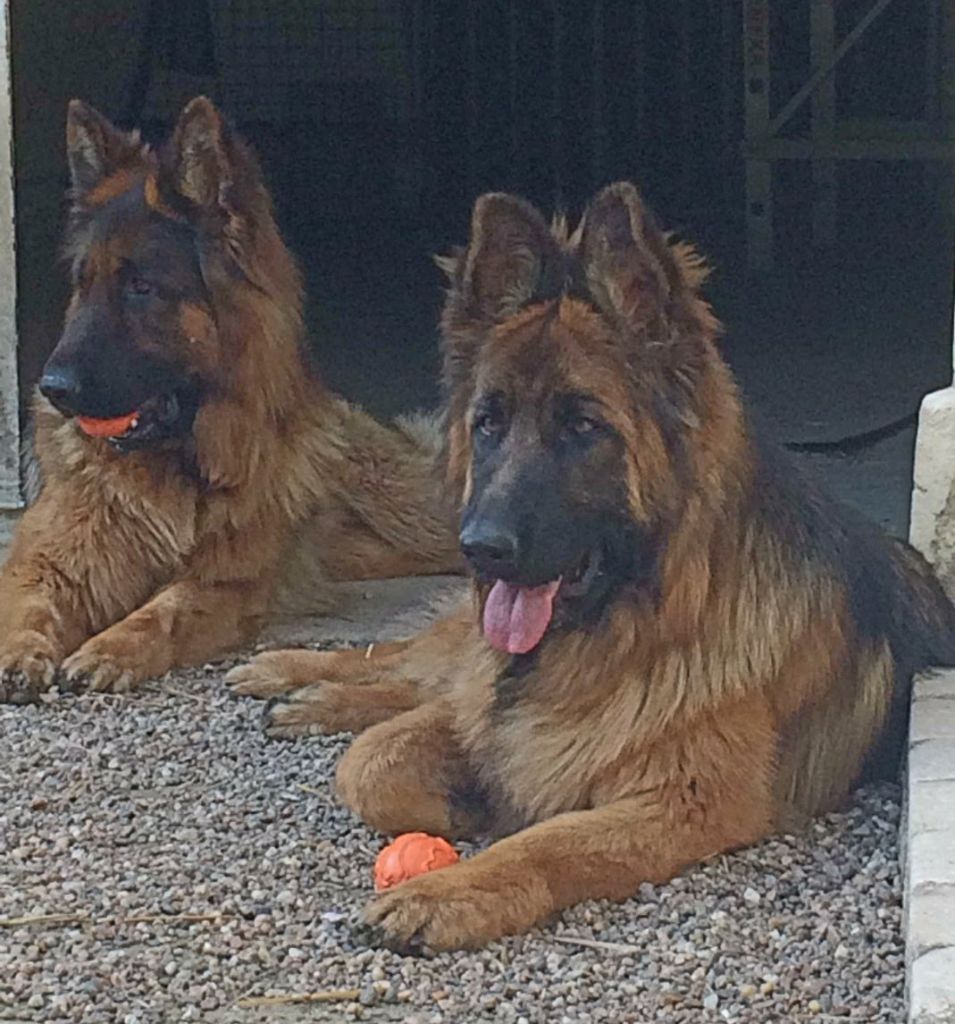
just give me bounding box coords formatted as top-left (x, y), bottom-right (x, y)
top-left (783, 411), bottom-right (917, 455)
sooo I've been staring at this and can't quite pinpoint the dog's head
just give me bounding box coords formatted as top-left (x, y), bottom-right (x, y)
top-left (440, 183), bottom-right (740, 655)
top-left (40, 97), bottom-right (300, 455)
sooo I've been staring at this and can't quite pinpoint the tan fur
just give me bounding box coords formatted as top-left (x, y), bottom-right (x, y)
top-left (234, 182), bottom-right (955, 952)
top-left (86, 167), bottom-right (141, 207)
top-left (0, 99), bottom-right (460, 702)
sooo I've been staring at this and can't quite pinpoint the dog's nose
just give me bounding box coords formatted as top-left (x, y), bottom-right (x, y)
top-left (460, 522), bottom-right (519, 573)
top-left (39, 366), bottom-right (82, 415)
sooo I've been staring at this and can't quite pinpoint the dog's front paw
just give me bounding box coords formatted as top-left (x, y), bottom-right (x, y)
top-left (361, 866), bottom-right (509, 953)
top-left (225, 651), bottom-right (305, 698)
top-left (262, 682), bottom-right (359, 738)
top-left (61, 643), bottom-right (138, 694)
top-left (0, 631), bottom-right (60, 703)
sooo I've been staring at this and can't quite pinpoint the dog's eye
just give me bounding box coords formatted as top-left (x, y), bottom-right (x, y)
top-left (564, 415), bottom-right (602, 439)
top-left (126, 276), bottom-right (154, 298)
top-left (474, 412), bottom-right (503, 438)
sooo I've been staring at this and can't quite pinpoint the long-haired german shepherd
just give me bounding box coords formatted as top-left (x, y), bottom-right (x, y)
top-left (231, 182), bottom-right (955, 952)
top-left (0, 97), bottom-right (459, 703)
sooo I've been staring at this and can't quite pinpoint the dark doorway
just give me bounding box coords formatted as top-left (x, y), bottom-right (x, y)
top-left (11, 0), bottom-right (955, 536)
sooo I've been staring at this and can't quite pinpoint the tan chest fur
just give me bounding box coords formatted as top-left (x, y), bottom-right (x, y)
top-left (26, 418), bottom-right (202, 632)
top-left (448, 623), bottom-right (667, 830)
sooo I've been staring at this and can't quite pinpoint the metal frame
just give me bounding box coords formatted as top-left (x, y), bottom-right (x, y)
top-left (743, 0), bottom-right (955, 270)
top-left (0, 0), bottom-right (19, 509)
top-left (743, 0), bottom-right (772, 271)
top-left (466, 1), bottom-right (647, 209)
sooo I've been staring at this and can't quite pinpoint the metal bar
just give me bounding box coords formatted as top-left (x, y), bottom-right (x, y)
top-left (634, 1), bottom-right (646, 147)
top-left (743, 0), bottom-right (772, 269)
top-left (677, 0), bottom-right (692, 198)
top-left (769, 0), bottom-right (898, 138)
top-left (720, 0), bottom-right (737, 211)
top-left (551, 0), bottom-right (563, 207)
top-left (743, 137), bottom-right (955, 160)
top-left (466, 0), bottom-right (478, 197)
top-left (745, 161), bottom-right (773, 271)
top-left (840, 117), bottom-right (940, 140)
top-left (0, 0), bottom-right (20, 508)
top-left (942, 0), bottom-right (955, 129)
top-left (744, 0), bottom-right (770, 139)
top-left (951, 303), bottom-right (955, 387)
top-left (811, 0), bottom-right (836, 247)
top-left (509, 1), bottom-right (519, 191)
top-left (934, 0), bottom-right (955, 255)
top-left (411, 0), bottom-right (423, 129)
top-left (720, 0), bottom-right (735, 154)
top-left (925, 0), bottom-right (941, 124)
top-left (592, 0), bottom-right (604, 189)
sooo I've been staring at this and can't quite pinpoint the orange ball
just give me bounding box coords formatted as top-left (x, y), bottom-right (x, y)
top-left (76, 411), bottom-right (140, 438)
top-left (373, 832), bottom-right (459, 892)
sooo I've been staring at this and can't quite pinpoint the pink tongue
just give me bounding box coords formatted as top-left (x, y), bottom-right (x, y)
top-left (483, 579), bottom-right (561, 655)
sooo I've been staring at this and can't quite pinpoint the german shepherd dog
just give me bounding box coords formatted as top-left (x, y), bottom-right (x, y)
top-left (231, 182), bottom-right (955, 952)
top-left (0, 97), bottom-right (459, 703)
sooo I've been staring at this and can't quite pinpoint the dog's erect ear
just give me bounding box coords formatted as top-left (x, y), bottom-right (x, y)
top-left (66, 100), bottom-right (142, 196)
top-left (453, 193), bottom-right (564, 324)
top-left (161, 96), bottom-right (278, 283)
top-left (433, 247), bottom-right (464, 283)
top-left (166, 96), bottom-right (237, 213)
top-left (579, 182), bottom-right (681, 330)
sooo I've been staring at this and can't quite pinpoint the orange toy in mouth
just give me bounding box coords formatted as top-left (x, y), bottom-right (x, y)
top-left (76, 412), bottom-right (140, 438)
top-left (373, 833), bottom-right (459, 892)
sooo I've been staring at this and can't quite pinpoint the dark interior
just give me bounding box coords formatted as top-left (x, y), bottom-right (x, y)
top-left (10, 0), bottom-right (955, 536)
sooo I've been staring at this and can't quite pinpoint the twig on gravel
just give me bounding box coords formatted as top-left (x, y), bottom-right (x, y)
top-left (549, 934), bottom-right (643, 955)
top-left (295, 783), bottom-right (324, 796)
top-left (235, 989), bottom-right (361, 1007)
top-left (122, 912), bottom-right (233, 925)
top-left (0, 911), bottom-right (232, 929)
top-left (0, 913), bottom-right (90, 928)
top-left (160, 686), bottom-right (206, 703)
top-left (794, 1017), bottom-right (873, 1023)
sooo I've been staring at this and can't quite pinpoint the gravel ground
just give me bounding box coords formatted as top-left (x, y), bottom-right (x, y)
top-left (1, 658), bottom-right (905, 1024)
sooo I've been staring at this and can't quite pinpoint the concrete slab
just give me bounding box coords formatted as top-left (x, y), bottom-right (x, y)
top-left (907, 828), bottom-right (955, 892)
top-left (259, 575), bottom-right (468, 648)
top-left (911, 386), bottom-right (955, 597)
top-left (909, 947), bottom-right (955, 1024)
top-left (908, 779), bottom-right (955, 835)
top-left (919, 674), bottom-right (955, 701)
top-left (910, 740), bottom-right (955, 784)
top-left (906, 668), bottom-right (955, 1023)
top-left (908, 886), bottom-right (955, 960)
top-left (910, 698), bottom-right (955, 742)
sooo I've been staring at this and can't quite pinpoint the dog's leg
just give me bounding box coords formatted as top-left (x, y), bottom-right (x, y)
top-left (0, 499), bottom-right (138, 702)
top-left (264, 677), bottom-right (423, 738)
top-left (226, 639), bottom-right (414, 697)
top-left (334, 699), bottom-right (488, 838)
top-left (0, 570), bottom-right (89, 701)
top-left (58, 572), bottom-right (273, 693)
top-left (361, 697), bottom-right (776, 951)
top-left (232, 642), bottom-right (421, 737)
top-left (53, 505), bottom-right (292, 694)
top-left (228, 602), bottom-right (474, 736)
